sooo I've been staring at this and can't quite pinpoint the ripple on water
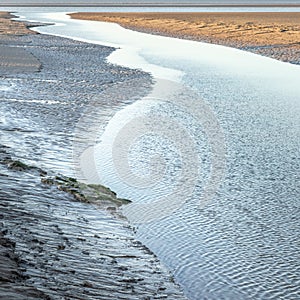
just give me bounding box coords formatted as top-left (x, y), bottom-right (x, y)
top-left (110, 74), bottom-right (300, 299)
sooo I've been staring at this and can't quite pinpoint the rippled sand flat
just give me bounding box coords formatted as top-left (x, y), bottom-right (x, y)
top-left (0, 13), bottom-right (186, 299)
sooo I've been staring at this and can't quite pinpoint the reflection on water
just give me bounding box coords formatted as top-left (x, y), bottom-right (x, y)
top-left (12, 11), bottom-right (300, 300)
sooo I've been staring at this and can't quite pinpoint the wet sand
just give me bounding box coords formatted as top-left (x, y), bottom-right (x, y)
top-left (0, 12), bottom-right (186, 299)
top-left (71, 12), bottom-right (300, 64)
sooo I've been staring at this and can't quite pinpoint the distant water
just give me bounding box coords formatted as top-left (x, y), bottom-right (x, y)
top-left (0, 0), bottom-right (300, 8)
top-left (14, 10), bottom-right (300, 300)
top-left (2, 0), bottom-right (300, 6)
top-left (2, 4), bottom-right (300, 12)
top-left (2, 1), bottom-right (300, 12)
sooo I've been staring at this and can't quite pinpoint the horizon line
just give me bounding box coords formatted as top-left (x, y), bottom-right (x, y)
top-left (2, 3), bottom-right (300, 7)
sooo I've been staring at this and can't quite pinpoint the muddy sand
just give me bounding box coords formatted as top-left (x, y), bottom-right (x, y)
top-left (71, 12), bottom-right (300, 65)
top-left (0, 12), bottom-right (186, 299)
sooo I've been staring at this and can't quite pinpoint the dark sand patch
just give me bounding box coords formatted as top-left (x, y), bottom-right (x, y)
top-left (0, 45), bottom-right (41, 74)
top-left (0, 231), bottom-right (49, 299)
top-left (0, 12), bottom-right (41, 74)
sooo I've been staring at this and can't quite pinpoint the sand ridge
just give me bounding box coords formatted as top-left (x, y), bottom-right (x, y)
top-left (70, 12), bottom-right (300, 64)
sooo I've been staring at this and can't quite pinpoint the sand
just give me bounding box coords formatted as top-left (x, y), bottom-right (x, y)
top-left (0, 13), bottom-right (41, 74)
top-left (70, 12), bottom-right (300, 64)
top-left (0, 12), bottom-right (35, 35)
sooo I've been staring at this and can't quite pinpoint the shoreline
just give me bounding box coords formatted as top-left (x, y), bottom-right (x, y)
top-left (0, 12), bottom-right (186, 299)
top-left (70, 12), bottom-right (300, 65)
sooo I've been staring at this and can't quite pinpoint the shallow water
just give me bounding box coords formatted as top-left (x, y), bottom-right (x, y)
top-left (11, 11), bottom-right (300, 300)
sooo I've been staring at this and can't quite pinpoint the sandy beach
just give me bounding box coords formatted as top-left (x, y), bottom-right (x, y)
top-left (71, 12), bottom-right (300, 64)
top-left (0, 12), bottom-right (186, 299)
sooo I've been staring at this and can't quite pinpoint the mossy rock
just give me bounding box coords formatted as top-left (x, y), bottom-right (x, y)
top-left (7, 160), bottom-right (31, 171)
top-left (1, 158), bottom-right (47, 175)
top-left (81, 183), bottom-right (131, 205)
top-left (41, 174), bottom-right (131, 206)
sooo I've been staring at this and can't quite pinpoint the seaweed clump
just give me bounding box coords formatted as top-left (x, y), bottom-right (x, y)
top-left (41, 175), bottom-right (131, 206)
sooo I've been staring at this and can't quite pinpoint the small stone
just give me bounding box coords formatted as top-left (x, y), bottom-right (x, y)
top-left (83, 281), bottom-right (93, 288)
top-left (57, 244), bottom-right (65, 250)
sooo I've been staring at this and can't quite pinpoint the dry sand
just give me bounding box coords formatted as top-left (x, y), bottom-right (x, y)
top-left (71, 12), bottom-right (300, 64)
top-left (0, 12), bottom-right (35, 35)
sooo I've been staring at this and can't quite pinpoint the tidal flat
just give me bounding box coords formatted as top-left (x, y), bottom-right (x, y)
top-left (0, 12), bottom-right (186, 299)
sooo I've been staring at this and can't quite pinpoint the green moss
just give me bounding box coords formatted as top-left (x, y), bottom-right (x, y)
top-left (0, 155), bottom-right (131, 207)
top-left (7, 160), bottom-right (31, 171)
top-left (42, 174), bottom-right (131, 206)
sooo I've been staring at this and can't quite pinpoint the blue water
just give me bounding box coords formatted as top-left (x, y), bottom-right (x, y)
top-left (12, 9), bottom-right (300, 300)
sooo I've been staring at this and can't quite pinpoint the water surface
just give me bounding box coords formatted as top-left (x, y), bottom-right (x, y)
top-left (13, 11), bottom-right (300, 300)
